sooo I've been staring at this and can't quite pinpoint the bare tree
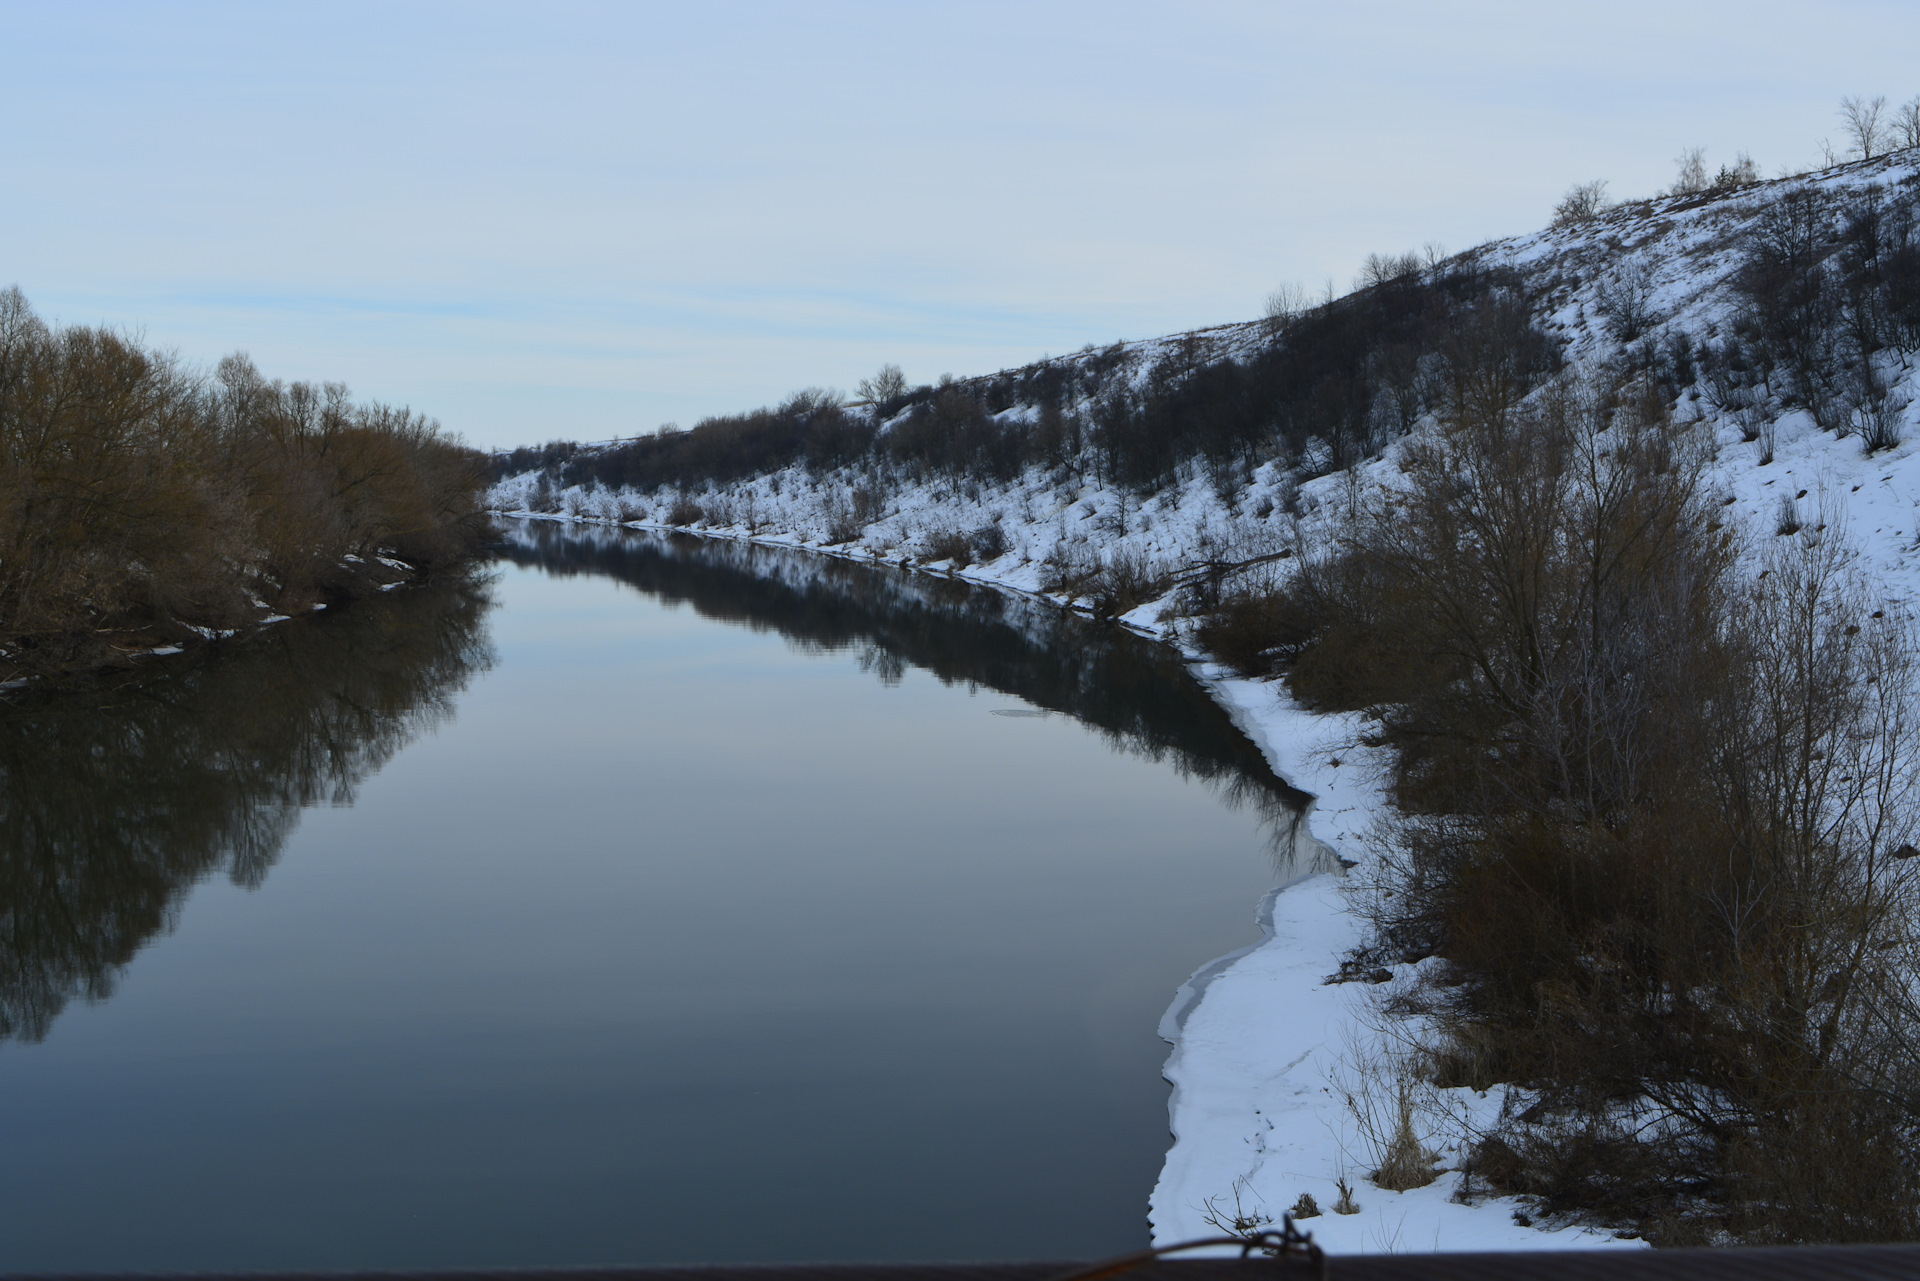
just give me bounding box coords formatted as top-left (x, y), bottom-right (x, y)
top-left (855, 364), bottom-right (906, 409)
top-left (1672, 146), bottom-right (1709, 196)
top-left (1357, 251), bottom-right (1422, 290)
top-left (1263, 282), bottom-right (1308, 333)
top-left (782, 386), bottom-right (844, 414)
top-left (1840, 95), bottom-right (1890, 160)
top-left (1897, 96), bottom-right (1920, 150)
top-left (1553, 180), bottom-right (1610, 227)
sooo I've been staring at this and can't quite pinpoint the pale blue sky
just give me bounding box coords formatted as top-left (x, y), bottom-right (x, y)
top-left (6, 1), bottom-right (1916, 450)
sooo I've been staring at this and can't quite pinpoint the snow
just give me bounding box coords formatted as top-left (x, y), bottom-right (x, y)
top-left (487, 150), bottom-right (1920, 1254)
top-left (1149, 670), bottom-right (1634, 1254)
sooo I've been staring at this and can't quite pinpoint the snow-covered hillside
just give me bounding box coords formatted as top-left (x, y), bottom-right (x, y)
top-left (496, 151), bottom-right (1920, 603)
top-left (489, 151), bottom-right (1920, 1253)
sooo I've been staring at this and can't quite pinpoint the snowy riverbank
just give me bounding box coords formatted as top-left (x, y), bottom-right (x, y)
top-left (1146, 664), bottom-right (1631, 1254)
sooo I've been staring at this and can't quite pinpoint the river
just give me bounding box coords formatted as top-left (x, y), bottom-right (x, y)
top-left (0, 520), bottom-right (1311, 1270)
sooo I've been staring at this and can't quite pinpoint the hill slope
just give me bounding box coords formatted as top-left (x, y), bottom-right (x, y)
top-left (492, 150), bottom-right (1920, 614)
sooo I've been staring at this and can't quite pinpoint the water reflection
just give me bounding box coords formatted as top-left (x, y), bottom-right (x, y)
top-left (0, 574), bottom-right (497, 1043)
top-left (0, 525), bottom-right (1322, 1269)
top-left (495, 520), bottom-right (1312, 864)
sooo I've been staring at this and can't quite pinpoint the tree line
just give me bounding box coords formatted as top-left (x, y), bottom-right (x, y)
top-left (1553, 92), bottom-right (1920, 230)
top-left (498, 261), bottom-right (1566, 514)
top-left (0, 288), bottom-right (489, 676)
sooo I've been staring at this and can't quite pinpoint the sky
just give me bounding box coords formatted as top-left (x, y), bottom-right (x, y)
top-left (5, 1), bottom-right (1918, 452)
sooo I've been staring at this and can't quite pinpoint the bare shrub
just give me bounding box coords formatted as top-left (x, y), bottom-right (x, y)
top-left (667, 497), bottom-right (706, 525)
top-left (1192, 559), bottom-right (1329, 680)
top-left (851, 482), bottom-right (886, 525)
top-left (1038, 541), bottom-right (1094, 596)
top-left (1855, 372), bottom-right (1910, 452)
top-left (1037, 543), bottom-right (1168, 619)
top-left (1335, 1051), bottom-right (1441, 1192)
top-left (1200, 1183), bottom-right (1275, 1240)
top-left (968, 521), bottom-right (1008, 562)
top-left (1372, 1098), bottom-right (1438, 1191)
top-left (1331, 1177), bottom-right (1360, 1215)
top-left (921, 526), bottom-right (974, 567)
top-left (1457, 1103), bottom-right (1655, 1226)
top-left (1594, 256), bottom-right (1660, 341)
top-left (1085, 550), bottom-right (1168, 620)
top-left (1296, 360), bottom-right (1920, 1238)
top-left (820, 499), bottom-right (862, 544)
top-left (1553, 180), bottom-right (1611, 227)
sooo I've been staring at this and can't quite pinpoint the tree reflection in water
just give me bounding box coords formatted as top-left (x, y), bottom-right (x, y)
top-left (0, 573), bottom-right (497, 1043)
top-left (1, 527), bottom-right (1315, 1051)
top-left (497, 519), bottom-right (1319, 873)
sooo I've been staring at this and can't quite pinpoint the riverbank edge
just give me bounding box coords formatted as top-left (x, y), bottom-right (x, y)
top-left (487, 509), bottom-right (1635, 1256)
top-left (0, 552), bottom-right (454, 692)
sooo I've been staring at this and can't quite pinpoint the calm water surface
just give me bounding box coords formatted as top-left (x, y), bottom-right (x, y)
top-left (0, 521), bottom-right (1311, 1269)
